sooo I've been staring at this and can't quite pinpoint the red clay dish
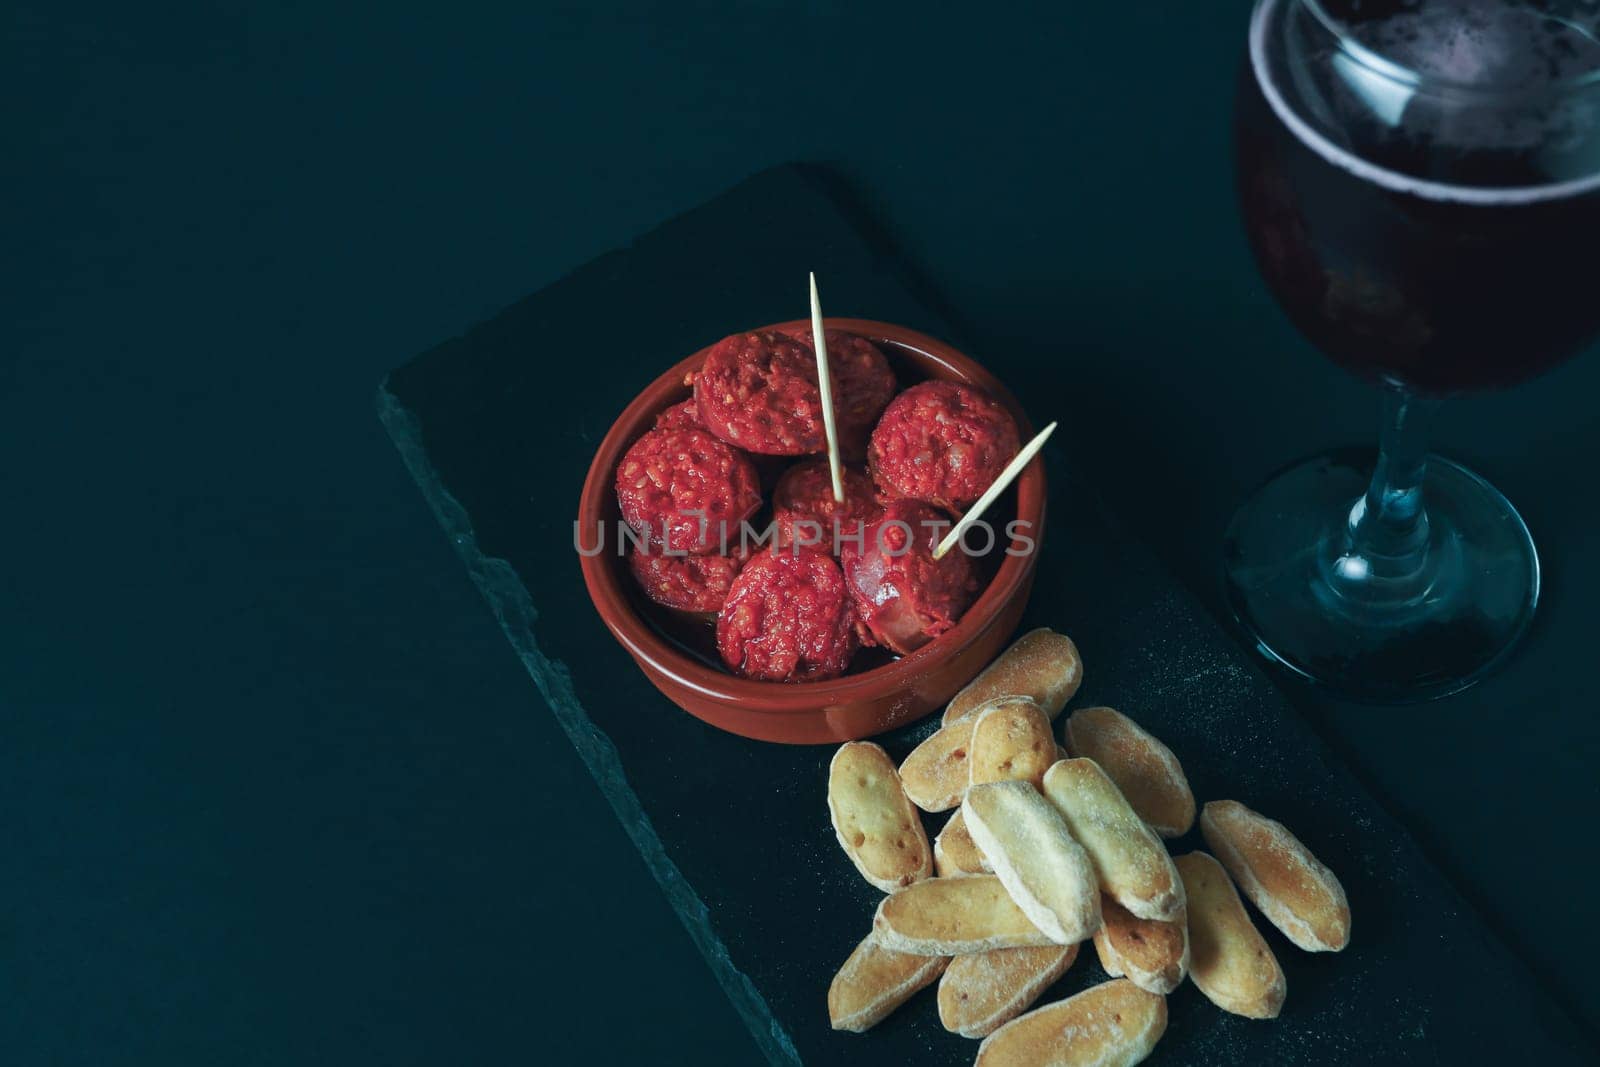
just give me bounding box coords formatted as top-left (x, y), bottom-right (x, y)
top-left (577, 319), bottom-right (1045, 744)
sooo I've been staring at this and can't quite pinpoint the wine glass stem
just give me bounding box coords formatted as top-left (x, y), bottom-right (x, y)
top-left (1331, 384), bottom-right (1436, 602)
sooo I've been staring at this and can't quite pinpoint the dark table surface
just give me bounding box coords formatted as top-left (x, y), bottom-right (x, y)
top-left (8, 4), bottom-right (1599, 1063)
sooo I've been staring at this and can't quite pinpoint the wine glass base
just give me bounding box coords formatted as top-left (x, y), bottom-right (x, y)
top-left (1222, 449), bottom-right (1539, 703)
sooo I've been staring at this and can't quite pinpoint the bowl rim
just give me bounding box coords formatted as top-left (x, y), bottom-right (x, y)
top-left (577, 318), bottom-right (1046, 716)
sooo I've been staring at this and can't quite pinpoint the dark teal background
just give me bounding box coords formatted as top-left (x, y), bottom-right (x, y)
top-left (6, 4), bottom-right (1598, 1063)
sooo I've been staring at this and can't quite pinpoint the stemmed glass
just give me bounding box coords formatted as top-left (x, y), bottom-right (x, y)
top-left (1228, 0), bottom-right (1600, 701)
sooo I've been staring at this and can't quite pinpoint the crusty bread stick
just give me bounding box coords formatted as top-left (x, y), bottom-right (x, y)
top-left (828, 934), bottom-right (948, 1032)
top-left (1064, 706), bottom-right (1194, 838)
top-left (1091, 895), bottom-right (1188, 995)
top-left (933, 809), bottom-right (991, 878)
top-left (900, 717), bottom-right (978, 813)
top-left (1041, 759), bottom-right (1184, 922)
top-left (963, 780), bottom-right (1101, 946)
top-left (974, 979), bottom-right (1167, 1066)
top-left (874, 876), bottom-right (1057, 956)
top-left (1176, 851), bottom-right (1286, 1019)
top-left (1201, 799), bottom-right (1351, 953)
top-left (937, 943), bottom-right (1078, 1039)
top-left (828, 742), bottom-right (932, 893)
top-left (944, 628), bottom-right (1083, 726)
top-left (968, 697), bottom-right (1057, 790)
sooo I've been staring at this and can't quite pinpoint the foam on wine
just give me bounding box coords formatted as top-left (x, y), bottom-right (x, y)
top-left (1251, 0), bottom-right (1600, 204)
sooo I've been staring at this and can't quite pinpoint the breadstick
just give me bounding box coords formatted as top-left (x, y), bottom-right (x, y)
top-left (1092, 925), bottom-right (1122, 977)
top-left (944, 628), bottom-right (1084, 726)
top-left (1090, 896), bottom-right (1189, 995)
top-left (937, 943), bottom-right (1078, 1039)
top-left (1201, 799), bottom-right (1351, 953)
top-left (933, 809), bottom-right (991, 878)
top-left (968, 697), bottom-right (1056, 790)
top-left (828, 934), bottom-right (948, 1032)
top-left (1175, 851), bottom-right (1286, 1019)
top-left (827, 742), bottom-right (932, 893)
top-left (899, 717), bottom-right (978, 813)
top-left (874, 876), bottom-right (1057, 956)
top-left (1040, 759), bottom-right (1184, 922)
top-left (963, 780), bottom-right (1101, 945)
top-left (974, 978), bottom-right (1167, 1066)
top-left (1064, 706), bottom-right (1194, 838)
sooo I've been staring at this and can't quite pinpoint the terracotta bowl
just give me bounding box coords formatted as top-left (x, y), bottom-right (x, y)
top-left (577, 319), bottom-right (1045, 744)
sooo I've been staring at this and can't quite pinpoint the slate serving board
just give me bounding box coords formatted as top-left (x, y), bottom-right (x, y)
top-left (378, 165), bottom-right (1592, 1064)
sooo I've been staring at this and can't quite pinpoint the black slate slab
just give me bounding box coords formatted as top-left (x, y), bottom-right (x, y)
top-left (377, 165), bottom-right (1593, 1064)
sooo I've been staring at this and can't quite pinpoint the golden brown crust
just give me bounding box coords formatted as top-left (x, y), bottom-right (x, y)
top-left (1040, 759), bottom-right (1185, 922)
top-left (873, 876), bottom-right (1057, 955)
top-left (937, 943), bottom-right (1078, 1039)
top-left (962, 780), bottom-right (1101, 945)
top-left (944, 628), bottom-right (1084, 726)
top-left (968, 697), bottom-right (1057, 790)
top-left (974, 979), bottom-right (1168, 1066)
top-left (933, 809), bottom-right (992, 878)
top-left (1093, 896), bottom-right (1189, 995)
top-left (1064, 707), bottom-right (1195, 838)
top-left (1175, 851), bottom-right (1286, 1019)
top-left (828, 934), bottom-right (949, 1032)
top-left (828, 742), bottom-right (932, 893)
top-left (899, 717), bottom-right (979, 813)
top-left (1201, 800), bottom-right (1351, 953)
top-left (1091, 926), bottom-right (1124, 977)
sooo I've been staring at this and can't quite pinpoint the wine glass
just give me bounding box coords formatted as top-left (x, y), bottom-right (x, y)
top-left (1228, 0), bottom-right (1600, 701)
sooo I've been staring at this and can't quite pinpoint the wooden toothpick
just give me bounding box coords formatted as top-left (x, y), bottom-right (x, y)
top-left (932, 421), bottom-right (1057, 561)
top-left (809, 272), bottom-right (846, 504)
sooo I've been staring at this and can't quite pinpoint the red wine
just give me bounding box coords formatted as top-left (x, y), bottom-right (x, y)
top-left (1238, 0), bottom-right (1600, 393)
